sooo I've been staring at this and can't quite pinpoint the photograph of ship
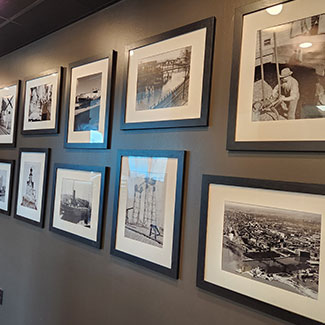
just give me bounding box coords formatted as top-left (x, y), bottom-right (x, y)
top-left (20, 162), bottom-right (40, 210)
top-left (252, 13), bottom-right (325, 121)
top-left (60, 178), bottom-right (92, 228)
top-left (136, 46), bottom-right (192, 111)
top-left (124, 157), bottom-right (167, 248)
top-left (0, 95), bottom-right (14, 135)
top-left (28, 83), bottom-right (53, 122)
top-left (0, 169), bottom-right (7, 203)
top-left (222, 201), bottom-right (321, 300)
top-left (74, 72), bottom-right (102, 132)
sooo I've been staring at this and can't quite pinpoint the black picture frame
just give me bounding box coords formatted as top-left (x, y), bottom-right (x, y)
top-left (121, 17), bottom-right (215, 130)
top-left (64, 51), bottom-right (117, 149)
top-left (111, 149), bottom-right (185, 278)
top-left (14, 148), bottom-right (50, 227)
top-left (49, 163), bottom-right (107, 248)
top-left (21, 67), bottom-right (63, 135)
top-left (0, 159), bottom-right (15, 215)
top-left (0, 80), bottom-right (20, 148)
top-left (226, 0), bottom-right (325, 152)
top-left (197, 174), bottom-right (324, 325)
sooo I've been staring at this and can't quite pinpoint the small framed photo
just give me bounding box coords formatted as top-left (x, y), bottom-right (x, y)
top-left (197, 175), bottom-right (325, 324)
top-left (111, 150), bottom-right (185, 278)
top-left (22, 67), bottom-right (62, 134)
top-left (121, 17), bottom-right (215, 130)
top-left (0, 159), bottom-right (15, 215)
top-left (15, 148), bottom-right (49, 227)
top-left (65, 52), bottom-right (116, 149)
top-left (0, 80), bottom-right (20, 147)
top-left (227, 0), bottom-right (325, 151)
top-left (50, 164), bottom-right (106, 248)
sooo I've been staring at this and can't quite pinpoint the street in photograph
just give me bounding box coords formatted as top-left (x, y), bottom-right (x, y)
top-left (28, 84), bottom-right (53, 122)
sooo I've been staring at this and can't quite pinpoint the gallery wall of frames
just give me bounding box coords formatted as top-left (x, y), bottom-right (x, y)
top-left (0, 0), bottom-right (324, 324)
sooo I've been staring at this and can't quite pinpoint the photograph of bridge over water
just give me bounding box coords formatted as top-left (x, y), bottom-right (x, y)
top-left (136, 46), bottom-right (191, 111)
top-left (74, 72), bottom-right (102, 132)
top-left (222, 201), bottom-right (321, 300)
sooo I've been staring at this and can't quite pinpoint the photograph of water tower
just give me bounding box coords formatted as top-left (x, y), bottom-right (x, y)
top-left (60, 178), bottom-right (92, 228)
top-left (222, 201), bottom-right (321, 300)
top-left (124, 157), bottom-right (167, 248)
top-left (252, 13), bottom-right (325, 121)
top-left (136, 46), bottom-right (192, 111)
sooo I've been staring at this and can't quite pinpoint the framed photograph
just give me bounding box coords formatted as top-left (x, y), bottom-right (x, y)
top-left (65, 52), bottom-right (116, 149)
top-left (0, 159), bottom-right (15, 215)
top-left (111, 150), bottom-right (185, 278)
top-left (22, 67), bottom-right (62, 134)
top-left (15, 148), bottom-right (49, 227)
top-left (227, 0), bottom-right (325, 151)
top-left (121, 17), bottom-right (215, 130)
top-left (197, 175), bottom-right (325, 324)
top-left (50, 164), bottom-right (106, 248)
top-left (0, 80), bottom-right (20, 147)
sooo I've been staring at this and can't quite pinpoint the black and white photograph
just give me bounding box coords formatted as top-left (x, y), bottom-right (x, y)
top-left (122, 17), bottom-right (215, 129)
top-left (197, 175), bottom-right (325, 324)
top-left (222, 201), bottom-right (321, 300)
top-left (0, 160), bottom-right (14, 215)
top-left (0, 169), bottom-right (7, 203)
top-left (28, 83), bottom-right (53, 122)
top-left (22, 68), bottom-right (62, 134)
top-left (15, 149), bottom-right (49, 227)
top-left (74, 72), bottom-right (102, 132)
top-left (60, 178), bottom-right (92, 228)
top-left (124, 158), bottom-right (167, 248)
top-left (136, 46), bottom-right (191, 111)
top-left (50, 164), bottom-right (106, 248)
top-left (252, 14), bottom-right (325, 122)
top-left (0, 82), bottom-right (19, 146)
top-left (111, 150), bottom-right (185, 278)
top-left (20, 162), bottom-right (40, 210)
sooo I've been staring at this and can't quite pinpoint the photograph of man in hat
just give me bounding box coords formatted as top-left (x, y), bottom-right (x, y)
top-left (272, 67), bottom-right (300, 120)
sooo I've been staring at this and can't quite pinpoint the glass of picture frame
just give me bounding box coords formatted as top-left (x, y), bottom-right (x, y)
top-left (50, 164), bottom-right (106, 248)
top-left (22, 67), bottom-right (62, 135)
top-left (111, 150), bottom-right (185, 278)
top-left (197, 175), bottom-right (325, 324)
top-left (227, 0), bottom-right (325, 151)
top-left (0, 80), bottom-right (20, 147)
top-left (121, 17), bottom-right (215, 130)
top-left (0, 159), bottom-right (15, 215)
top-left (65, 52), bottom-right (116, 149)
top-left (15, 148), bottom-right (49, 227)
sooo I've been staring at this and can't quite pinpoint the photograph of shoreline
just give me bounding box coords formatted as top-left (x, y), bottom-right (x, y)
top-left (222, 201), bottom-right (321, 299)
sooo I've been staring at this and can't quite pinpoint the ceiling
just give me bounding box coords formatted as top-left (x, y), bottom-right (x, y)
top-left (0, 0), bottom-right (121, 57)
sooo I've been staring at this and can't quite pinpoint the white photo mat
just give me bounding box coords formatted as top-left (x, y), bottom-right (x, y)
top-left (125, 28), bottom-right (207, 123)
top-left (0, 84), bottom-right (17, 144)
top-left (115, 156), bottom-right (178, 269)
top-left (0, 162), bottom-right (12, 211)
top-left (16, 152), bottom-right (46, 222)
top-left (23, 73), bottom-right (59, 131)
top-left (52, 168), bottom-right (102, 242)
top-left (67, 58), bottom-right (109, 144)
top-left (236, 0), bottom-right (325, 142)
top-left (204, 183), bottom-right (325, 323)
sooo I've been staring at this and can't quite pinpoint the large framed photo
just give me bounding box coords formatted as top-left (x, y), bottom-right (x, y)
top-left (0, 80), bottom-right (20, 147)
top-left (227, 0), bottom-right (325, 151)
top-left (50, 164), bottom-right (106, 248)
top-left (65, 52), bottom-right (116, 149)
top-left (22, 67), bottom-right (62, 135)
top-left (197, 175), bottom-right (325, 324)
top-left (111, 150), bottom-right (185, 278)
top-left (0, 159), bottom-right (15, 215)
top-left (15, 148), bottom-right (49, 227)
top-left (121, 17), bottom-right (215, 130)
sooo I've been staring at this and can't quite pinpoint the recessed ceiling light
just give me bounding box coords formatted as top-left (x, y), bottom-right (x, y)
top-left (299, 42), bottom-right (313, 48)
top-left (266, 4), bottom-right (283, 15)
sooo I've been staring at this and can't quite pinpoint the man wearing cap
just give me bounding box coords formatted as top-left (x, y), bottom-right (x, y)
top-left (273, 67), bottom-right (300, 120)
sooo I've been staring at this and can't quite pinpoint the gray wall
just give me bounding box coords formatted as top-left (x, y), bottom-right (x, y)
top-left (0, 0), bottom-right (313, 324)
